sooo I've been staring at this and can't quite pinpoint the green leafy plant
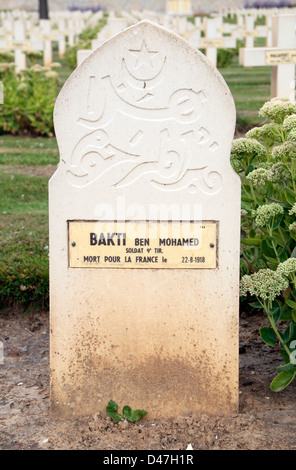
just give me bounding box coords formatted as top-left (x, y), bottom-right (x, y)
top-left (106, 400), bottom-right (147, 423)
top-left (0, 63), bottom-right (60, 136)
top-left (25, 50), bottom-right (43, 67)
top-left (217, 48), bottom-right (237, 68)
top-left (231, 97), bottom-right (296, 391)
top-left (0, 51), bottom-right (14, 62)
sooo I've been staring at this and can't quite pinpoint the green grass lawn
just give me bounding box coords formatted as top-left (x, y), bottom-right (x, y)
top-left (0, 136), bottom-right (58, 166)
top-left (0, 34), bottom-right (280, 310)
top-left (0, 137), bottom-right (54, 309)
top-left (220, 56), bottom-right (271, 130)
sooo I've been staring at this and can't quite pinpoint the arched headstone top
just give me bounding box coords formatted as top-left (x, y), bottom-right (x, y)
top-left (53, 20), bottom-right (237, 197)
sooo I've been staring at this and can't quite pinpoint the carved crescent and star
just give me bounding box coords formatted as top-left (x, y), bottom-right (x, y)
top-left (128, 40), bottom-right (159, 71)
top-left (67, 37), bottom-right (221, 194)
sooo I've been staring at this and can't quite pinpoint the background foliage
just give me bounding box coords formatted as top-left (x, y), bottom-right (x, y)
top-left (231, 97), bottom-right (296, 390)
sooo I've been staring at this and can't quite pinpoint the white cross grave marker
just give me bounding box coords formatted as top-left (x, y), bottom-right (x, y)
top-left (239, 15), bottom-right (296, 101)
top-left (194, 18), bottom-right (236, 68)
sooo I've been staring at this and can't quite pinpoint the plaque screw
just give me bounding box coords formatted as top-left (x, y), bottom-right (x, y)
top-left (72, 242), bottom-right (76, 247)
top-left (210, 243), bottom-right (215, 248)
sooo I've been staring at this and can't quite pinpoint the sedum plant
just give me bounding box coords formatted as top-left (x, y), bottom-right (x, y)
top-left (232, 97), bottom-right (296, 391)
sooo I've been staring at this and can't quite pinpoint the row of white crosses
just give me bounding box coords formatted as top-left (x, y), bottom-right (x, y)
top-left (76, 9), bottom-right (199, 67)
top-left (163, 6), bottom-right (281, 65)
top-left (74, 4), bottom-right (295, 103)
top-left (213, 10), bottom-right (271, 47)
top-left (0, 9), bottom-right (91, 72)
top-left (77, 8), bottom-right (235, 69)
top-left (240, 14), bottom-right (296, 101)
top-left (166, 9), bottom-right (296, 100)
top-left (0, 18), bottom-right (34, 73)
top-left (217, 7), bottom-right (296, 47)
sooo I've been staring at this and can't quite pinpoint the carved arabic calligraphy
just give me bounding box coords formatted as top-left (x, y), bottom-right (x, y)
top-left (67, 40), bottom-right (221, 194)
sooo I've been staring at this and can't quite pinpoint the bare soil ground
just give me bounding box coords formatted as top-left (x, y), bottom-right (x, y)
top-left (0, 307), bottom-right (296, 451)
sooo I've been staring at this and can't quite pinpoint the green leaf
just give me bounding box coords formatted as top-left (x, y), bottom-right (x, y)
top-left (266, 236), bottom-right (277, 250)
top-left (285, 298), bottom-right (296, 309)
top-left (249, 301), bottom-right (263, 309)
top-left (273, 233), bottom-right (287, 248)
top-left (259, 327), bottom-right (277, 347)
top-left (267, 306), bottom-right (280, 317)
top-left (106, 400), bottom-right (118, 413)
top-left (272, 214), bottom-right (284, 231)
top-left (279, 347), bottom-right (290, 364)
top-left (242, 196), bottom-right (254, 203)
top-left (128, 409), bottom-right (148, 422)
top-left (122, 405), bottom-right (147, 422)
top-left (270, 369), bottom-right (296, 392)
top-left (263, 255), bottom-right (279, 266)
top-left (285, 187), bottom-right (296, 199)
top-left (285, 190), bottom-right (296, 206)
top-left (261, 239), bottom-right (276, 258)
top-left (272, 299), bottom-right (281, 309)
top-left (246, 164), bottom-right (255, 176)
top-left (122, 405), bottom-right (132, 420)
top-left (276, 362), bottom-right (296, 372)
top-left (275, 309), bottom-right (282, 324)
top-left (281, 306), bottom-right (293, 321)
top-left (241, 238), bottom-right (262, 246)
top-left (106, 400), bottom-right (123, 423)
top-left (292, 310), bottom-right (296, 322)
top-left (283, 322), bottom-right (294, 344)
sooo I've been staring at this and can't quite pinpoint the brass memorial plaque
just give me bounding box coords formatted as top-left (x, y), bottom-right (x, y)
top-left (199, 39), bottom-right (224, 48)
top-left (242, 31), bottom-right (258, 37)
top-left (68, 221), bottom-right (218, 269)
top-left (266, 49), bottom-right (296, 65)
top-left (8, 41), bottom-right (32, 51)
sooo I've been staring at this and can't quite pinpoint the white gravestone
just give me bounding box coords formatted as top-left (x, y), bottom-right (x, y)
top-left (243, 15), bottom-right (257, 48)
top-left (11, 20), bottom-right (28, 72)
top-left (108, 17), bottom-right (128, 37)
top-left (239, 15), bottom-right (296, 101)
top-left (77, 49), bottom-right (92, 67)
top-left (197, 18), bottom-right (236, 68)
top-left (39, 19), bottom-right (52, 67)
top-left (49, 20), bottom-right (241, 420)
